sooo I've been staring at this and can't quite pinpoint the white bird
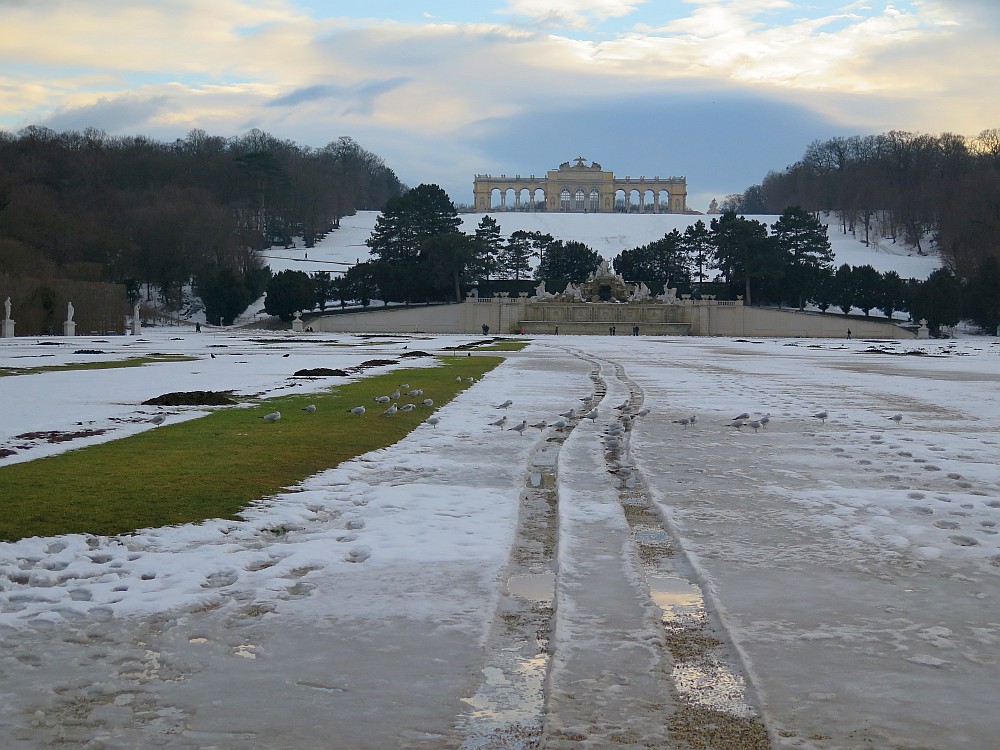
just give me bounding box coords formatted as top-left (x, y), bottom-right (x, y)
top-left (729, 418), bottom-right (745, 429)
top-left (374, 395), bottom-right (391, 403)
top-left (559, 408), bottom-right (576, 419)
top-left (400, 403), bottom-right (416, 412)
top-left (529, 420), bottom-right (548, 431)
top-left (607, 423), bottom-right (624, 435)
top-left (489, 416), bottom-right (507, 428)
top-left (747, 420), bottom-right (761, 433)
top-left (584, 409), bottom-right (598, 422)
top-left (456, 376), bottom-right (462, 382)
top-left (615, 401), bottom-right (629, 411)
top-left (389, 389), bottom-right (400, 400)
top-left (673, 417), bottom-right (691, 427)
top-left (889, 413), bottom-right (903, 426)
top-left (635, 406), bottom-right (651, 417)
top-left (408, 389), bottom-right (423, 397)
top-left (605, 436), bottom-right (622, 450)
top-left (759, 413), bottom-right (770, 429)
top-left (349, 405), bottom-right (366, 415)
top-left (383, 403), bottom-right (398, 416)
top-left (733, 412), bottom-right (750, 421)
top-left (497, 399), bottom-right (513, 409)
top-left (812, 410), bottom-right (828, 423)
top-left (422, 398), bottom-right (434, 407)
top-left (465, 376), bottom-right (475, 383)
top-left (510, 420), bottom-right (528, 435)
top-left (399, 383), bottom-right (410, 390)
top-left (262, 411), bottom-right (281, 423)
top-left (150, 414), bottom-right (167, 426)
top-left (688, 414), bottom-right (697, 424)
top-left (302, 404), bottom-right (317, 413)
top-left (426, 416), bottom-right (440, 428)
top-left (551, 418), bottom-right (567, 431)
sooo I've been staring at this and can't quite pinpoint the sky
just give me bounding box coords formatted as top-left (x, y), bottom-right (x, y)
top-left (2, 1), bottom-right (999, 210)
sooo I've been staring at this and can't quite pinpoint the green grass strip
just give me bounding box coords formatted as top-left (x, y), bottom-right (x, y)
top-left (478, 340), bottom-right (530, 351)
top-left (0, 355), bottom-right (197, 377)
top-left (0, 355), bottom-right (501, 541)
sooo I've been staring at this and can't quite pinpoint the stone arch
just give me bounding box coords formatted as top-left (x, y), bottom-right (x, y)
top-left (589, 188), bottom-right (600, 212)
top-left (560, 188), bottom-right (571, 211)
top-left (574, 188), bottom-right (586, 211)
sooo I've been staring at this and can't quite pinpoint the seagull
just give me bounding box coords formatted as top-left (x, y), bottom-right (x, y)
top-left (422, 398), bottom-right (434, 407)
top-left (426, 416), bottom-right (440, 428)
top-left (635, 406), bottom-right (651, 418)
top-left (615, 401), bottom-right (629, 411)
top-left (496, 399), bottom-right (513, 409)
top-left (747, 419), bottom-right (761, 433)
top-left (262, 411), bottom-right (281, 422)
top-left (584, 409), bottom-right (598, 422)
top-left (889, 413), bottom-right (903, 426)
top-left (465, 376), bottom-right (475, 383)
top-left (489, 416), bottom-right (507, 428)
top-left (349, 405), bottom-right (366, 415)
top-left (389, 389), bottom-right (400, 400)
top-left (510, 420), bottom-right (528, 435)
top-left (673, 417), bottom-right (691, 427)
top-left (733, 412), bottom-right (750, 421)
top-left (302, 404), bottom-right (317, 413)
top-left (150, 414), bottom-right (167, 426)
top-left (759, 413), bottom-right (770, 429)
top-left (400, 403), bottom-right (416, 412)
top-left (605, 436), bottom-right (622, 450)
top-left (408, 389), bottom-right (423, 397)
top-left (399, 383), bottom-right (410, 390)
top-left (688, 414), bottom-right (697, 425)
top-left (811, 410), bottom-right (828, 424)
top-left (529, 419), bottom-right (548, 431)
top-left (382, 403), bottom-right (398, 416)
top-left (729, 418), bottom-right (746, 429)
top-left (551, 418), bottom-right (567, 432)
top-left (456, 376), bottom-right (462, 382)
top-left (374, 395), bottom-right (391, 403)
top-left (559, 409), bottom-right (575, 419)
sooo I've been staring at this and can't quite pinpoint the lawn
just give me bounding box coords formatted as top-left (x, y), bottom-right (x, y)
top-left (0, 355), bottom-right (500, 541)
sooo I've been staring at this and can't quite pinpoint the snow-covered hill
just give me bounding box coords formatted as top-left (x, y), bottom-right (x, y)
top-left (260, 210), bottom-right (941, 281)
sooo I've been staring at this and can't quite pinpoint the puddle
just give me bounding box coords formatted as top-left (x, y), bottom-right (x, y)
top-left (649, 574), bottom-right (704, 620)
top-left (507, 572), bottom-right (554, 603)
top-left (460, 653), bottom-right (547, 749)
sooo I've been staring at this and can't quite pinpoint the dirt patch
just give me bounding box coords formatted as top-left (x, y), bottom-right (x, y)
top-left (399, 350), bottom-right (432, 358)
top-left (0, 448), bottom-right (16, 458)
top-left (73, 349), bottom-right (106, 355)
top-left (142, 391), bottom-right (237, 406)
top-left (352, 359), bottom-right (398, 370)
top-left (293, 367), bottom-right (348, 377)
top-left (14, 429), bottom-right (108, 443)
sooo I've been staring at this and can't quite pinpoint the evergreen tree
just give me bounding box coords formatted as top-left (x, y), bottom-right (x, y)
top-left (536, 240), bottom-right (600, 282)
top-left (366, 184), bottom-right (461, 263)
top-left (614, 230), bottom-right (692, 288)
top-left (264, 269), bottom-right (315, 321)
top-left (852, 264), bottom-right (882, 317)
top-left (473, 215), bottom-right (503, 281)
top-left (499, 230), bottom-right (536, 280)
top-left (833, 264), bottom-right (856, 315)
top-left (965, 256), bottom-right (1000, 332)
top-left (681, 220), bottom-right (712, 291)
top-left (771, 206), bottom-right (834, 309)
top-left (910, 268), bottom-right (964, 333)
top-left (422, 232), bottom-right (477, 302)
top-left (709, 212), bottom-right (784, 304)
top-left (878, 270), bottom-right (908, 319)
top-left (311, 271), bottom-right (333, 311)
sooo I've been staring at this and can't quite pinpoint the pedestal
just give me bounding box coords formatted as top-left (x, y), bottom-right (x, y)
top-left (132, 317), bottom-right (141, 335)
top-left (1, 319), bottom-right (14, 338)
top-left (291, 312), bottom-right (304, 332)
top-left (63, 320), bottom-right (76, 336)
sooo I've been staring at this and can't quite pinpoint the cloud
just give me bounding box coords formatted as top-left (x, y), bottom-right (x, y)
top-left (268, 77), bottom-right (411, 116)
top-left (41, 94), bottom-right (172, 133)
top-left (497, 0), bottom-right (648, 29)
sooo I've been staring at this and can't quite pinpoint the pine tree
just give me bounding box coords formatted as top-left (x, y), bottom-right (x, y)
top-left (771, 206), bottom-right (834, 309)
top-left (473, 215), bottom-right (503, 280)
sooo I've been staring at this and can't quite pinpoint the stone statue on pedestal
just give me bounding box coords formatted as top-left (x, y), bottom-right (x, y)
top-left (3, 297), bottom-right (10, 321)
top-left (66, 301), bottom-right (74, 322)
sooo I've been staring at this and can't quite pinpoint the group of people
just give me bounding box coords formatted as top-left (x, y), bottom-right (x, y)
top-left (608, 325), bottom-right (641, 336)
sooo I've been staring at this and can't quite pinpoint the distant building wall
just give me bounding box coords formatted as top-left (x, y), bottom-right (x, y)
top-left (473, 157), bottom-right (687, 214)
top-left (313, 297), bottom-right (916, 339)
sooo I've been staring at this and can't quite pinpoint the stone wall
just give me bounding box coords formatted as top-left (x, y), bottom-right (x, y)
top-left (312, 297), bottom-right (916, 339)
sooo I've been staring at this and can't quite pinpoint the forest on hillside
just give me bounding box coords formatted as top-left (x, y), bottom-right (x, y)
top-left (0, 127), bottom-right (403, 333)
top-left (723, 129), bottom-right (1000, 279)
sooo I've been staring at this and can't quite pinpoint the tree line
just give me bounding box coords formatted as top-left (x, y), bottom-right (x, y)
top-left (721, 129), bottom-right (1000, 281)
top-left (0, 126), bottom-right (403, 328)
top-left (265, 185), bottom-right (996, 334)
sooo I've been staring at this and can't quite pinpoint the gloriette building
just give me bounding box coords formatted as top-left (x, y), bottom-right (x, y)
top-left (473, 157), bottom-right (688, 213)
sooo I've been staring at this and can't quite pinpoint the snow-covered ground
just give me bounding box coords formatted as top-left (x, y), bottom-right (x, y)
top-left (260, 210), bottom-right (941, 281)
top-left (1, 330), bottom-right (998, 748)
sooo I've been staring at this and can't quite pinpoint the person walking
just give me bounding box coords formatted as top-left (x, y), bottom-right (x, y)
top-left (847, 328), bottom-right (852, 340)
top-left (482, 323), bottom-right (490, 335)
top-left (632, 325), bottom-right (639, 336)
